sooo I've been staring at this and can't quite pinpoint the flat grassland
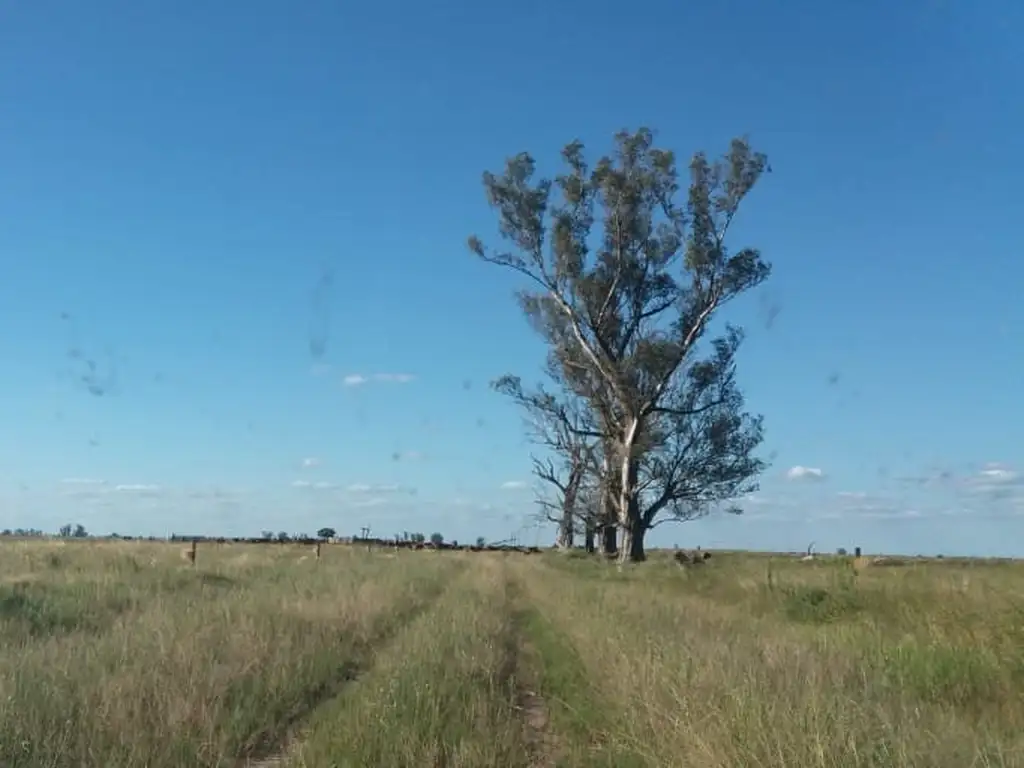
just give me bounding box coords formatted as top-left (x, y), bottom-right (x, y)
top-left (1, 541), bottom-right (1022, 767)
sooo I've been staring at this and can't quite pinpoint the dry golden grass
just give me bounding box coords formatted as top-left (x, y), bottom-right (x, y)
top-left (1, 540), bottom-right (1022, 767)
top-left (516, 552), bottom-right (1024, 767)
top-left (0, 540), bottom-right (460, 767)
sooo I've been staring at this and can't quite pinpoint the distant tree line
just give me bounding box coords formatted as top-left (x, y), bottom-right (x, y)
top-left (0, 524), bottom-right (89, 538)
top-left (0, 526), bottom-right (507, 553)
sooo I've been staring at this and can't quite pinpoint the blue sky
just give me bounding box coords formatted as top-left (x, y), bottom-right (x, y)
top-left (1, 0), bottom-right (1021, 555)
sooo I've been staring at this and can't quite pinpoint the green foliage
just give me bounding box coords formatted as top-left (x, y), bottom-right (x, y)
top-left (781, 584), bottom-right (863, 625)
top-left (429, 532), bottom-right (444, 546)
top-left (0, 581), bottom-right (134, 641)
top-left (880, 645), bottom-right (1006, 706)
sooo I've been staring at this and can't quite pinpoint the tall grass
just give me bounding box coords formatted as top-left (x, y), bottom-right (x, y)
top-left (516, 553), bottom-right (1024, 767)
top-left (293, 556), bottom-right (527, 767)
top-left (2, 541), bottom-right (1022, 767)
top-left (0, 541), bottom-right (459, 768)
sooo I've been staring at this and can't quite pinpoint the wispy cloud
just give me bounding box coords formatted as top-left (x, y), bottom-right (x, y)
top-left (965, 463), bottom-right (1023, 500)
top-left (60, 477), bottom-right (106, 486)
top-left (786, 466), bottom-right (825, 481)
top-left (343, 373), bottom-right (416, 387)
top-left (290, 480), bottom-right (335, 489)
top-left (827, 486), bottom-right (976, 522)
top-left (346, 483), bottom-right (415, 495)
top-left (301, 457), bottom-right (320, 468)
top-left (500, 480), bottom-right (528, 490)
top-left (974, 463), bottom-right (1020, 485)
top-left (895, 468), bottom-right (954, 487)
top-left (114, 484), bottom-right (161, 493)
top-left (854, 507), bottom-right (925, 521)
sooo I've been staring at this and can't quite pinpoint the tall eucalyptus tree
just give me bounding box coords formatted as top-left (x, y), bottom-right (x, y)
top-left (471, 128), bottom-right (772, 561)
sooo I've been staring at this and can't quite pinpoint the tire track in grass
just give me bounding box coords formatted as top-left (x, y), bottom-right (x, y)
top-left (503, 572), bottom-right (562, 767)
top-left (291, 557), bottom-right (530, 767)
top-left (236, 564), bottom-right (461, 768)
top-left (513, 563), bottom-right (649, 767)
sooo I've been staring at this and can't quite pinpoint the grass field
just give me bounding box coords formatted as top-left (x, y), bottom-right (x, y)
top-left (0, 540), bottom-right (1022, 767)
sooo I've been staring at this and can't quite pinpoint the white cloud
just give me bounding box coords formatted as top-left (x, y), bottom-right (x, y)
top-left (975, 464), bottom-right (1020, 485)
top-left (301, 457), bottom-right (320, 468)
top-left (837, 491), bottom-right (867, 499)
top-left (500, 480), bottom-right (528, 490)
top-left (290, 480), bottom-right (334, 489)
top-left (854, 507), bottom-right (925, 520)
top-left (114, 484), bottom-right (161, 493)
top-left (346, 483), bottom-right (413, 495)
top-left (786, 466), bottom-right (825, 481)
top-left (964, 463), bottom-right (1024, 501)
top-left (343, 373), bottom-right (415, 386)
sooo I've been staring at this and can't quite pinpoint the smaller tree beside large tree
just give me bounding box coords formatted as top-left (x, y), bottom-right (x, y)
top-left (492, 374), bottom-right (599, 550)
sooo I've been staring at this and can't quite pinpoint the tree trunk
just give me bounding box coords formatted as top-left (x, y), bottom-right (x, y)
top-left (618, 512), bottom-right (647, 563)
top-left (555, 512), bottom-right (574, 550)
top-left (599, 448), bottom-right (619, 557)
top-left (583, 523), bottom-right (595, 554)
top-left (600, 523), bottom-right (618, 556)
top-left (616, 425), bottom-right (646, 564)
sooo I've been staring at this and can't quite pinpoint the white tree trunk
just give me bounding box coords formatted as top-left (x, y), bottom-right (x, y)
top-left (616, 417), bottom-right (647, 563)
